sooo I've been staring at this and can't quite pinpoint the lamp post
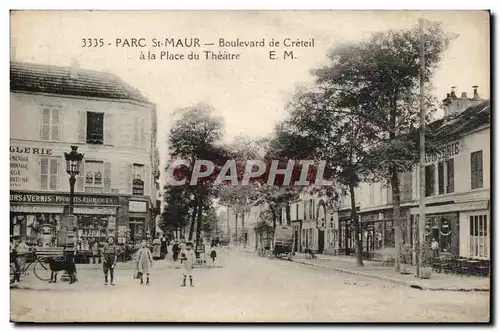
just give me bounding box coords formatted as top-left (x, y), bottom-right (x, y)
top-left (64, 146), bottom-right (84, 214)
top-left (60, 146), bottom-right (83, 282)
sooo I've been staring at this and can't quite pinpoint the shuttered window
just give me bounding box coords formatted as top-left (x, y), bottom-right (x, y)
top-left (425, 164), bottom-right (435, 197)
top-left (469, 214), bottom-right (488, 258)
top-left (40, 106), bottom-right (61, 141)
top-left (471, 151), bottom-right (483, 189)
top-left (40, 158), bottom-right (58, 190)
top-left (438, 161), bottom-right (444, 195)
top-left (446, 159), bottom-right (454, 193)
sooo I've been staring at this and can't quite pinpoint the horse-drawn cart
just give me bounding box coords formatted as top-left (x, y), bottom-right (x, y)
top-left (273, 225), bottom-right (293, 259)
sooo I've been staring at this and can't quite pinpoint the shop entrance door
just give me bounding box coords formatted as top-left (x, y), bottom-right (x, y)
top-left (318, 230), bottom-right (325, 253)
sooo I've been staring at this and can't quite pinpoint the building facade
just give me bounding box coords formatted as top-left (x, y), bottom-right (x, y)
top-left (10, 61), bottom-right (160, 248)
top-left (285, 87), bottom-right (490, 262)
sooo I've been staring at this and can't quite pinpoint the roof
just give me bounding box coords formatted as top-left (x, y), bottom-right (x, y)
top-left (10, 61), bottom-right (151, 104)
top-left (430, 100), bottom-right (490, 138)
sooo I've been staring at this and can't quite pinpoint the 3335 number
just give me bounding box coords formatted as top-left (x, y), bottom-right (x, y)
top-left (81, 38), bottom-right (105, 47)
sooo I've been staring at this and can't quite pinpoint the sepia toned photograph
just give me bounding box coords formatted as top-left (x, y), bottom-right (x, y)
top-left (9, 10), bottom-right (490, 323)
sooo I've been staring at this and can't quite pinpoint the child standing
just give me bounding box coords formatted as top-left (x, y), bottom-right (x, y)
top-left (102, 236), bottom-right (119, 286)
top-left (210, 244), bottom-right (217, 263)
top-left (180, 241), bottom-right (196, 287)
top-left (136, 240), bottom-right (153, 285)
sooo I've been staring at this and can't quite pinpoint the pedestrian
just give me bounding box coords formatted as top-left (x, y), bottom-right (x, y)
top-left (11, 236), bottom-right (30, 282)
top-left (160, 234), bottom-right (168, 258)
top-left (210, 244), bottom-right (217, 263)
top-left (172, 240), bottom-right (180, 262)
top-left (180, 241), bottom-right (196, 287)
top-left (431, 238), bottom-right (440, 258)
top-left (136, 240), bottom-right (153, 285)
top-left (92, 240), bottom-right (100, 264)
top-left (102, 236), bottom-right (119, 286)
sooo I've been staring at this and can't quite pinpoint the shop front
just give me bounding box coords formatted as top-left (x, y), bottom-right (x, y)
top-left (410, 200), bottom-right (489, 260)
top-left (128, 199), bottom-right (149, 245)
top-left (10, 191), bottom-right (119, 248)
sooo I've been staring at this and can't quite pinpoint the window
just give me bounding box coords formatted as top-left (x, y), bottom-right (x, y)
top-left (84, 161), bottom-right (104, 192)
top-left (86, 112), bottom-right (104, 144)
top-left (446, 159), bottom-right (454, 193)
top-left (425, 164), bottom-right (435, 197)
top-left (303, 201), bottom-right (307, 220)
top-left (438, 162), bottom-right (444, 195)
top-left (40, 158), bottom-right (58, 190)
top-left (295, 203), bottom-right (299, 221)
top-left (133, 163), bottom-right (145, 180)
top-left (41, 106), bottom-right (60, 141)
top-left (400, 172), bottom-right (413, 202)
top-left (469, 214), bottom-right (488, 258)
top-left (309, 199), bottom-right (314, 219)
top-left (471, 151), bottom-right (483, 189)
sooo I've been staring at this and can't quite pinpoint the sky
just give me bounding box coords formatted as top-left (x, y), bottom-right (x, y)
top-left (10, 11), bottom-right (490, 178)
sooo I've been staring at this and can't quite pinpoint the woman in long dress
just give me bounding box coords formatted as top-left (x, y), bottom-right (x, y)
top-left (136, 240), bottom-right (153, 285)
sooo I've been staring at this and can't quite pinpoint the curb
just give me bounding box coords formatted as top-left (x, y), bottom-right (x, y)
top-left (290, 259), bottom-right (489, 292)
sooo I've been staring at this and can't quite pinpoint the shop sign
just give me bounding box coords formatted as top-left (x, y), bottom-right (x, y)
top-left (10, 205), bottom-right (64, 213)
top-left (73, 207), bottom-right (117, 215)
top-left (10, 146), bottom-right (55, 189)
top-left (129, 200), bottom-right (147, 212)
top-left (10, 191), bottom-right (119, 206)
top-left (132, 179), bottom-right (144, 195)
top-left (425, 141), bottom-right (460, 163)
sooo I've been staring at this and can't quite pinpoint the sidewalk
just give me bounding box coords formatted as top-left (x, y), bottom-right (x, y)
top-left (291, 253), bottom-right (490, 292)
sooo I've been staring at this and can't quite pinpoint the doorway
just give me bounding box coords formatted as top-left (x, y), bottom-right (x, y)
top-left (318, 230), bottom-right (325, 253)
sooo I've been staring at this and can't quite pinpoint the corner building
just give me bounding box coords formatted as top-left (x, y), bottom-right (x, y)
top-left (10, 62), bottom-right (160, 248)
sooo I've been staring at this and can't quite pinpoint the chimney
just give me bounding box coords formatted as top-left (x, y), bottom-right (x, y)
top-left (472, 85), bottom-right (480, 100)
top-left (450, 86), bottom-right (457, 99)
top-left (460, 92), bottom-right (467, 99)
top-left (70, 58), bottom-right (79, 79)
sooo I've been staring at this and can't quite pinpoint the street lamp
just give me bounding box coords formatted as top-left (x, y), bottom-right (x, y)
top-left (64, 146), bottom-right (84, 214)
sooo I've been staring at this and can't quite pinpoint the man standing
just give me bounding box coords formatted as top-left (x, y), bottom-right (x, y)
top-left (102, 236), bottom-right (119, 286)
top-left (160, 234), bottom-right (168, 259)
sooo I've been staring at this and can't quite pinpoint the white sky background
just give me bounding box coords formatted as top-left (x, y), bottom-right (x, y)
top-left (10, 11), bottom-right (490, 181)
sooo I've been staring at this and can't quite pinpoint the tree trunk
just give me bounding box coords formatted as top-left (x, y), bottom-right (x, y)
top-left (234, 212), bottom-right (238, 246)
top-left (195, 203), bottom-right (203, 246)
top-left (241, 211), bottom-right (245, 246)
top-left (188, 203), bottom-right (198, 241)
top-left (391, 168), bottom-right (402, 272)
top-left (349, 182), bottom-right (363, 267)
top-left (270, 206), bottom-right (277, 251)
top-left (286, 203), bottom-right (291, 226)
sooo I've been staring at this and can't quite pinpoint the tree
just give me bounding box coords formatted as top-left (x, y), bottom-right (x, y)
top-left (273, 88), bottom-right (374, 266)
top-left (313, 20), bottom-right (456, 271)
top-left (166, 103), bottom-right (229, 242)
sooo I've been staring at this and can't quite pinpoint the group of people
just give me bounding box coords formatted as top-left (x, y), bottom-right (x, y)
top-left (99, 235), bottom-right (218, 288)
top-left (10, 233), bottom-right (218, 288)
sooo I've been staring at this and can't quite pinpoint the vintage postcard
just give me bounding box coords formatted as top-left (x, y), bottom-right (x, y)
top-left (9, 10), bottom-right (490, 323)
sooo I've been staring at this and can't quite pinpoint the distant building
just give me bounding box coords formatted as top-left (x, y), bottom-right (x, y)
top-left (10, 61), bottom-right (160, 247)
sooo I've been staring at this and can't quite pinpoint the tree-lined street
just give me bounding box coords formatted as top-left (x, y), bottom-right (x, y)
top-left (10, 249), bottom-right (489, 322)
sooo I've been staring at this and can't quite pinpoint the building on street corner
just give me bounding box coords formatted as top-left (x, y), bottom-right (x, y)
top-left (10, 61), bottom-right (160, 249)
top-left (286, 87), bottom-right (490, 262)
